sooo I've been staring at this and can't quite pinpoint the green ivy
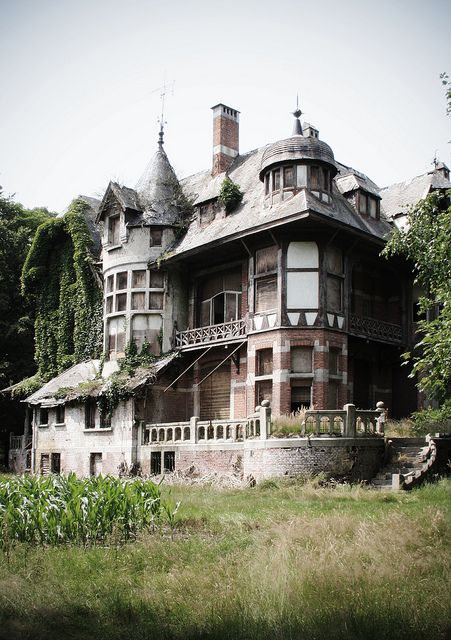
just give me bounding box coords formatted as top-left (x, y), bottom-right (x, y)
top-left (21, 199), bottom-right (103, 381)
top-left (218, 177), bottom-right (243, 213)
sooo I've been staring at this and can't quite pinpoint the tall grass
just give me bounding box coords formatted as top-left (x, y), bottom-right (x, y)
top-left (0, 473), bottom-right (169, 546)
top-left (0, 478), bottom-right (449, 640)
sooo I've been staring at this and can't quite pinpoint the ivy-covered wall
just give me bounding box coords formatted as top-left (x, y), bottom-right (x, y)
top-left (21, 199), bottom-right (103, 381)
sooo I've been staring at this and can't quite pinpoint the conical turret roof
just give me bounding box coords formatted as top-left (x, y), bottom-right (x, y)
top-left (136, 135), bottom-right (183, 225)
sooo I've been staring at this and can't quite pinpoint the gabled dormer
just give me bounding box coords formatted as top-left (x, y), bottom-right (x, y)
top-left (335, 170), bottom-right (381, 220)
top-left (97, 182), bottom-right (141, 250)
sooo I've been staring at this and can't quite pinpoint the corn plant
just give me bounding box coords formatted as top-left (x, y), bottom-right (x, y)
top-left (0, 473), bottom-right (172, 547)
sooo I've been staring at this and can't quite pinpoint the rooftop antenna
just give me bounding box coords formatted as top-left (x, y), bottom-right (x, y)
top-left (432, 151), bottom-right (439, 169)
top-left (292, 93), bottom-right (303, 135)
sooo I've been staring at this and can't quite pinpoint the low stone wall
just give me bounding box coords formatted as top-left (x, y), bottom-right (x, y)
top-left (138, 437), bottom-right (385, 482)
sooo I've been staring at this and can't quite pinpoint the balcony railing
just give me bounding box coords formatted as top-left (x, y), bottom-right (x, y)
top-left (9, 434), bottom-right (32, 451)
top-left (175, 318), bottom-right (246, 348)
top-left (349, 313), bottom-right (403, 344)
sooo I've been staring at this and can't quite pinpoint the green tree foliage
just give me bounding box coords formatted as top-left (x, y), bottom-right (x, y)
top-left (382, 190), bottom-right (451, 401)
top-left (0, 190), bottom-right (51, 387)
top-left (21, 198), bottom-right (103, 381)
top-left (219, 177), bottom-right (243, 213)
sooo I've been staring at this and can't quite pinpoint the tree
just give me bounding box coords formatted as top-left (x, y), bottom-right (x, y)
top-left (0, 190), bottom-right (51, 387)
top-left (382, 190), bottom-right (451, 402)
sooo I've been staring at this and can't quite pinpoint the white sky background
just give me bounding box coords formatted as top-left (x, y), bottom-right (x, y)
top-left (0, 0), bottom-right (450, 213)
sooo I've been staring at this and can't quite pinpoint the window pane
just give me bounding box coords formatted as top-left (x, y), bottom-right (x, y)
top-left (223, 270), bottom-right (241, 291)
top-left (327, 276), bottom-right (342, 312)
top-left (359, 193), bottom-right (367, 214)
top-left (106, 275), bottom-right (114, 293)
top-left (225, 292), bottom-right (240, 322)
top-left (255, 275), bottom-right (277, 312)
top-left (132, 314), bottom-right (162, 352)
top-left (265, 173), bottom-right (270, 195)
top-left (291, 384), bottom-right (311, 411)
top-left (257, 349), bottom-right (273, 376)
top-left (322, 168), bottom-right (329, 191)
top-left (117, 272), bottom-right (128, 290)
top-left (369, 198), bottom-right (377, 218)
top-left (283, 166), bottom-right (295, 188)
top-left (200, 300), bottom-right (211, 326)
top-left (105, 296), bottom-right (113, 314)
top-left (116, 293), bottom-right (127, 312)
top-left (132, 270), bottom-right (146, 288)
top-left (150, 229), bottom-right (162, 246)
top-left (56, 405), bottom-right (65, 424)
top-left (108, 216), bottom-right (120, 245)
top-left (149, 292), bottom-right (163, 310)
top-left (256, 246), bottom-right (278, 274)
top-left (329, 349), bottom-right (339, 375)
top-left (327, 381), bottom-right (339, 409)
top-left (132, 292), bottom-right (146, 310)
top-left (291, 347), bottom-right (312, 373)
top-left (149, 270), bottom-right (164, 288)
top-left (327, 246), bottom-right (343, 274)
top-left (310, 166), bottom-right (320, 189)
top-left (256, 380), bottom-right (272, 406)
top-left (273, 169), bottom-right (280, 190)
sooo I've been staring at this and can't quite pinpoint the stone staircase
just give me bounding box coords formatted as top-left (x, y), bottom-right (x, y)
top-left (371, 438), bottom-right (430, 490)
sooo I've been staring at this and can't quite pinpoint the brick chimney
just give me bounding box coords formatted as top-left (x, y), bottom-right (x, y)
top-left (211, 103), bottom-right (239, 176)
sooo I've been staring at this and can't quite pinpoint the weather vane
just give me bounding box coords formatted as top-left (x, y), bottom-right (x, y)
top-left (151, 75), bottom-right (175, 145)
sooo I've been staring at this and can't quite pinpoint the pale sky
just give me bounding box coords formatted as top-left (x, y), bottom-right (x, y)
top-left (1, 0), bottom-right (450, 213)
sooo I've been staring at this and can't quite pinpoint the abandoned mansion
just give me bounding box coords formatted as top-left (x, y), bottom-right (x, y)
top-left (9, 101), bottom-right (451, 479)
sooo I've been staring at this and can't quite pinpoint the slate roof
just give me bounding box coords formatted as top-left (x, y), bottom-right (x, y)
top-left (171, 147), bottom-right (393, 260)
top-left (379, 170), bottom-right (451, 220)
top-left (25, 354), bottom-right (178, 405)
top-left (335, 166), bottom-right (381, 198)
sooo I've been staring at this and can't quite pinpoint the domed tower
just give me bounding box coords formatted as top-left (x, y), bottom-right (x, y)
top-left (97, 125), bottom-right (186, 361)
top-left (259, 105), bottom-right (337, 205)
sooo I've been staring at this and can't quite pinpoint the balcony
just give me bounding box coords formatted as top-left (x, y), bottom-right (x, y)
top-left (10, 434), bottom-right (32, 451)
top-left (175, 318), bottom-right (247, 350)
top-left (349, 313), bottom-right (403, 345)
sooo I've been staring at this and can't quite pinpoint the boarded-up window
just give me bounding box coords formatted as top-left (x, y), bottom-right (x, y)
top-left (132, 292), bottom-right (146, 310)
top-left (255, 276), bottom-right (277, 312)
top-left (256, 246), bottom-right (278, 274)
top-left (132, 270), bottom-right (146, 288)
top-left (149, 292), bottom-right (163, 310)
top-left (291, 347), bottom-right (312, 373)
top-left (257, 349), bottom-right (273, 376)
top-left (149, 270), bottom-right (164, 288)
top-left (329, 348), bottom-right (339, 375)
top-left (200, 361), bottom-right (230, 420)
top-left (291, 383), bottom-right (311, 411)
top-left (117, 272), bottom-right (128, 290)
top-left (327, 276), bottom-right (343, 312)
top-left (116, 293), bottom-right (127, 312)
top-left (256, 380), bottom-right (272, 406)
top-left (107, 316), bottom-right (126, 357)
top-left (108, 216), bottom-right (120, 245)
top-left (40, 454), bottom-right (50, 476)
top-left (327, 247), bottom-right (343, 274)
top-left (132, 314), bottom-right (162, 352)
top-left (284, 166), bottom-right (295, 188)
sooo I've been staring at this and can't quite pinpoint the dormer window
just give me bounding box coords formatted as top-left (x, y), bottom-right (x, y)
top-left (358, 192), bottom-right (380, 219)
top-left (108, 215), bottom-right (120, 245)
top-left (308, 165), bottom-right (332, 204)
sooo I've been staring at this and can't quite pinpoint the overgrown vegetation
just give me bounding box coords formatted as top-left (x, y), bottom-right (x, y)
top-left (382, 189), bottom-right (451, 402)
top-left (0, 473), bottom-right (172, 546)
top-left (0, 478), bottom-right (448, 640)
top-left (219, 177), bottom-right (243, 213)
top-left (21, 198), bottom-right (103, 383)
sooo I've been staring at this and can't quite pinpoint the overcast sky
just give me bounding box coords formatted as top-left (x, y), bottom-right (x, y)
top-left (1, 0), bottom-right (450, 212)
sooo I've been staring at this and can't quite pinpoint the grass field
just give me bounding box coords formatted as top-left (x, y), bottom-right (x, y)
top-left (0, 476), bottom-right (449, 640)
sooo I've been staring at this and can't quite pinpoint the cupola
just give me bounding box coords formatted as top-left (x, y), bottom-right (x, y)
top-left (260, 104), bottom-right (337, 205)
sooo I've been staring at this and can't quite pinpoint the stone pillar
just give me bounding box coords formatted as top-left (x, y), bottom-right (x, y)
top-left (259, 400), bottom-right (271, 440)
top-left (376, 401), bottom-right (386, 434)
top-left (344, 403), bottom-right (356, 437)
top-left (190, 416), bottom-right (199, 443)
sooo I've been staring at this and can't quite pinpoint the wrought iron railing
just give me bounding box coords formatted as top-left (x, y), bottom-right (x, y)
top-left (349, 313), bottom-right (403, 344)
top-left (175, 318), bottom-right (246, 348)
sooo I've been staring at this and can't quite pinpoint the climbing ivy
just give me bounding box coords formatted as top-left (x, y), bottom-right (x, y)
top-left (21, 199), bottom-right (103, 381)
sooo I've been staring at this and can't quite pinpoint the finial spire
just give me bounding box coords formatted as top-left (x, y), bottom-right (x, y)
top-left (292, 94), bottom-right (303, 135)
top-left (151, 75), bottom-right (175, 146)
